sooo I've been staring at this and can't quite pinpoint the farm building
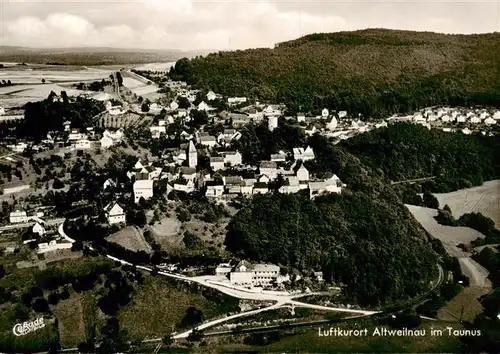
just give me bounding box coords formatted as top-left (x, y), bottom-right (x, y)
top-left (9, 210), bottom-right (28, 224)
top-left (133, 180), bottom-right (154, 203)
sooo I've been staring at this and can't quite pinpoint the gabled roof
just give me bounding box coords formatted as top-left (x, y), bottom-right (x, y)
top-left (180, 166), bottom-right (196, 175)
top-left (200, 135), bottom-right (216, 142)
top-left (223, 176), bottom-right (244, 185)
top-left (259, 161), bottom-right (277, 169)
top-left (210, 156), bottom-right (224, 163)
top-left (104, 202), bottom-right (124, 215)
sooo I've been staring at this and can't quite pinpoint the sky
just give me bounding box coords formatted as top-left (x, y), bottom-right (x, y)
top-left (0, 0), bottom-right (499, 50)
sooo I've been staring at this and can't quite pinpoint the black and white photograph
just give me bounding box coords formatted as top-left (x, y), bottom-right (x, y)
top-left (0, 0), bottom-right (499, 353)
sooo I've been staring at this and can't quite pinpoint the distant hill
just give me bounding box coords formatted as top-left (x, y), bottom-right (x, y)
top-left (0, 46), bottom-right (212, 65)
top-left (169, 29), bottom-right (500, 117)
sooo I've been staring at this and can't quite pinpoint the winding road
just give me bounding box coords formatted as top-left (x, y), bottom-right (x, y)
top-left (58, 221), bottom-right (443, 341)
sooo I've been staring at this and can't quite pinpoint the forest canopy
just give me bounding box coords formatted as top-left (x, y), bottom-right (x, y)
top-left (169, 29), bottom-right (500, 117)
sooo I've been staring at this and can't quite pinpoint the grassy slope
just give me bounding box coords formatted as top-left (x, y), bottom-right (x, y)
top-left (172, 29), bottom-right (500, 114)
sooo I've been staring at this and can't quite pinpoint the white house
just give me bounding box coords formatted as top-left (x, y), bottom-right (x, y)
top-left (103, 178), bottom-right (116, 191)
top-left (327, 116), bottom-right (338, 131)
top-left (200, 135), bottom-right (217, 148)
top-left (75, 139), bottom-right (92, 150)
top-left (241, 179), bottom-right (255, 195)
top-left (268, 116), bottom-right (278, 131)
top-left (198, 101), bottom-right (211, 111)
top-left (206, 91), bottom-right (217, 101)
top-left (296, 164), bottom-right (309, 181)
top-left (484, 117), bottom-right (496, 125)
top-left (229, 261), bottom-right (280, 287)
top-left (206, 185), bottom-right (224, 198)
top-left (105, 203), bottom-right (126, 225)
top-left (224, 151), bottom-right (242, 166)
top-left (215, 263), bottom-right (232, 276)
top-left (309, 175), bottom-right (343, 199)
top-left (279, 176), bottom-right (300, 194)
top-left (227, 97), bottom-right (247, 105)
top-left (174, 179), bottom-right (195, 193)
top-left (150, 125), bottom-right (166, 139)
top-left (180, 167), bottom-right (197, 181)
top-left (100, 135), bottom-right (114, 149)
top-left (304, 126), bottom-right (317, 136)
top-left (293, 146), bottom-right (315, 161)
top-left (338, 111), bottom-right (347, 118)
top-left (68, 130), bottom-right (85, 141)
top-left (259, 161), bottom-right (278, 180)
top-left (37, 240), bottom-right (72, 254)
top-left (9, 210), bottom-right (29, 224)
top-left (470, 116), bottom-right (481, 124)
top-left (32, 222), bottom-right (46, 236)
top-left (210, 156), bottom-right (225, 171)
top-left (321, 108), bottom-right (329, 118)
top-left (493, 111), bottom-right (500, 120)
top-left (456, 115), bottom-right (467, 123)
top-left (270, 153), bottom-right (286, 162)
top-left (170, 101), bottom-right (179, 110)
top-left (297, 113), bottom-right (305, 123)
top-left (133, 180), bottom-right (154, 203)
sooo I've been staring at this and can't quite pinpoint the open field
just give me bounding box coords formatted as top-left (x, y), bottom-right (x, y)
top-left (438, 286), bottom-right (491, 323)
top-left (150, 216), bottom-right (183, 251)
top-left (0, 67), bottom-right (113, 83)
top-left (122, 76), bottom-right (159, 97)
top-left (132, 62), bottom-right (176, 71)
top-left (433, 180), bottom-right (500, 229)
top-left (405, 204), bottom-right (485, 257)
top-left (0, 83), bottom-right (89, 108)
top-left (52, 294), bottom-right (86, 348)
top-left (118, 275), bottom-right (239, 341)
top-left (106, 226), bottom-right (153, 253)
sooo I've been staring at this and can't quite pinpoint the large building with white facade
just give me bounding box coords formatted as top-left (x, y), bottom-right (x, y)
top-left (133, 180), bottom-right (154, 203)
top-left (218, 260), bottom-right (281, 287)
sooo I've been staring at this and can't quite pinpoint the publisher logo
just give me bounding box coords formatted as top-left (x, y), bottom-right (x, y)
top-left (12, 317), bottom-right (45, 336)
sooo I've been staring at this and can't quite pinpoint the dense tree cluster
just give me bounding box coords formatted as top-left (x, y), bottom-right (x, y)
top-left (16, 94), bottom-right (105, 140)
top-left (169, 29), bottom-right (500, 116)
top-left (341, 124), bottom-right (500, 192)
top-left (225, 192), bottom-right (438, 306)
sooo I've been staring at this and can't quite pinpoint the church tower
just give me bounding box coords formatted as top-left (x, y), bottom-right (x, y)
top-left (187, 140), bottom-right (198, 168)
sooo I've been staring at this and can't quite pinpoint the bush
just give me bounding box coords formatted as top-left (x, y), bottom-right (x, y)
top-left (422, 191), bottom-right (439, 209)
top-left (176, 208), bottom-right (191, 222)
top-left (52, 178), bottom-right (65, 189)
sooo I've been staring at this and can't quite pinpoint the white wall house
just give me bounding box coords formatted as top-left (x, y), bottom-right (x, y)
top-left (293, 146), bottom-right (315, 161)
top-left (100, 136), bottom-right (114, 149)
top-left (210, 157), bottom-right (225, 171)
top-left (259, 161), bottom-right (278, 180)
top-left (133, 180), bottom-right (154, 203)
top-left (228, 97), bottom-right (247, 104)
top-left (268, 116), bottom-right (278, 131)
top-left (206, 185), bottom-right (224, 198)
top-left (229, 261), bottom-right (280, 287)
top-left (105, 203), bottom-right (126, 224)
top-left (200, 136), bottom-right (217, 148)
top-left (321, 108), bottom-right (329, 118)
top-left (206, 91), bottom-right (217, 101)
top-left (296, 164), bottom-right (310, 181)
top-left (75, 139), bottom-right (92, 150)
top-left (224, 151), bottom-right (242, 166)
top-left (9, 210), bottom-right (28, 224)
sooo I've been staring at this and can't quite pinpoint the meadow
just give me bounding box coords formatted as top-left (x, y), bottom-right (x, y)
top-left (433, 180), bottom-right (500, 229)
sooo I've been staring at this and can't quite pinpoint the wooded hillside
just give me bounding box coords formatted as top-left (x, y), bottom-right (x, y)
top-left (170, 29), bottom-right (500, 117)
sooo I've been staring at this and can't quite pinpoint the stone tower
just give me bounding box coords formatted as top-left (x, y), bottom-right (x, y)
top-left (187, 140), bottom-right (198, 168)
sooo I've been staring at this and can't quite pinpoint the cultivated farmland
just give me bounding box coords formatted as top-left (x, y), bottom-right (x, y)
top-left (405, 204), bottom-right (484, 258)
top-left (433, 180), bottom-right (500, 229)
top-left (97, 112), bottom-right (153, 129)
